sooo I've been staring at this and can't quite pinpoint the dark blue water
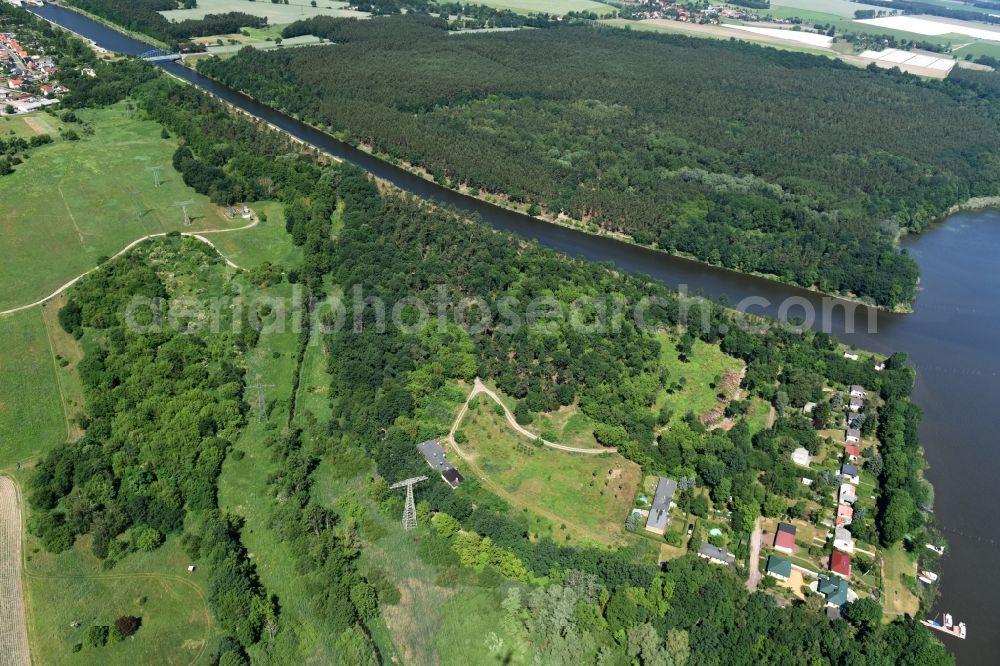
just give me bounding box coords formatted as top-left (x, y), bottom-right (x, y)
top-left (29, 4), bottom-right (1000, 662)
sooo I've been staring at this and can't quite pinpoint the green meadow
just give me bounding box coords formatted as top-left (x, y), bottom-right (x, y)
top-left (0, 102), bottom-right (244, 311)
top-left (653, 334), bottom-right (744, 425)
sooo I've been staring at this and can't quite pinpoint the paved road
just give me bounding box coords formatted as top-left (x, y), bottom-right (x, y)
top-left (0, 216), bottom-right (257, 317)
top-left (0, 476), bottom-right (30, 666)
top-left (746, 517), bottom-right (763, 592)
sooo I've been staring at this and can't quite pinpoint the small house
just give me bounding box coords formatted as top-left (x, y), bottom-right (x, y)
top-left (843, 351), bottom-right (859, 361)
top-left (845, 428), bottom-right (861, 444)
top-left (840, 463), bottom-right (859, 485)
top-left (441, 468), bottom-right (464, 489)
top-left (417, 439), bottom-right (464, 489)
top-left (874, 361), bottom-right (886, 371)
top-left (766, 555), bottom-right (792, 581)
top-left (697, 542), bottom-right (736, 566)
top-left (791, 447), bottom-right (810, 467)
top-left (817, 574), bottom-right (849, 606)
top-left (848, 396), bottom-right (864, 412)
top-left (773, 522), bottom-right (796, 555)
top-left (850, 385), bottom-right (866, 398)
top-left (833, 526), bottom-right (855, 554)
top-left (644, 477), bottom-right (677, 536)
top-left (839, 483), bottom-right (857, 505)
top-left (830, 550), bottom-right (851, 579)
top-left (802, 402), bottom-right (817, 414)
top-left (836, 503), bottom-right (854, 527)
top-left (844, 443), bottom-right (860, 462)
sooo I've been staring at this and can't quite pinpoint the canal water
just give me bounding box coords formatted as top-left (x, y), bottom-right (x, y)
top-left (28, 4), bottom-right (1000, 661)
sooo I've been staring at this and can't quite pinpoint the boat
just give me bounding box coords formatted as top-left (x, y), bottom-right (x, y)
top-left (925, 543), bottom-right (945, 555)
top-left (921, 613), bottom-right (967, 639)
top-left (918, 569), bottom-right (939, 584)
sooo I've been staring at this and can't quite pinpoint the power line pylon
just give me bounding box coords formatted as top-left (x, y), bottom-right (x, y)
top-left (390, 476), bottom-right (428, 530)
top-left (174, 200), bottom-right (195, 226)
top-left (247, 376), bottom-right (274, 423)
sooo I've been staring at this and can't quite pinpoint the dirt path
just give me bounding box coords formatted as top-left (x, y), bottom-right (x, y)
top-left (451, 378), bottom-right (615, 455)
top-left (0, 216), bottom-right (256, 317)
top-left (0, 476), bottom-right (30, 666)
top-left (746, 517), bottom-right (762, 592)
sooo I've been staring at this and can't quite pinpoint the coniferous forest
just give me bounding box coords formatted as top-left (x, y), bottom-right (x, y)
top-left (199, 16), bottom-right (1000, 308)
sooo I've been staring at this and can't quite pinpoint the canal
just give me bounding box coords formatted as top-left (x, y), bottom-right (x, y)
top-left (28, 3), bottom-right (1000, 661)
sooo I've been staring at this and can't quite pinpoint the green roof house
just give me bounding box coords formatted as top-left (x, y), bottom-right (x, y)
top-left (766, 555), bottom-right (792, 581)
top-left (817, 574), bottom-right (849, 607)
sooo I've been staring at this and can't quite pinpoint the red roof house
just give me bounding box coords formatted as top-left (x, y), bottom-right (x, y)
top-left (773, 522), bottom-right (796, 554)
top-left (836, 504), bottom-right (854, 527)
top-left (844, 443), bottom-right (860, 461)
top-left (830, 550), bottom-right (851, 578)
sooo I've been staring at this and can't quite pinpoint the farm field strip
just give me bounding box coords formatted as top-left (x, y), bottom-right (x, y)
top-left (0, 476), bottom-right (30, 666)
top-left (856, 15), bottom-right (1000, 42)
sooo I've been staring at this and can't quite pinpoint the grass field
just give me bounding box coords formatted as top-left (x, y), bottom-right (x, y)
top-left (204, 201), bottom-right (302, 270)
top-left (160, 0), bottom-right (366, 24)
top-left (602, 18), bottom-right (834, 55)
top-left (21, 529), bottom-right (220, 665)
top-left (882, 542), bottom-right (921, 617)
top-left (653, 334), bottom-right (744, 425)
top-left (0, 309), bottom-right (66, 471)
top-left (459, 399), bottom-right (641, 546)
top-left (768, 0), bottom-right (885, 18)
top-left (0, 103), bottom-right (247, 311)
top-left (0, 111), bottom-right (62, 139)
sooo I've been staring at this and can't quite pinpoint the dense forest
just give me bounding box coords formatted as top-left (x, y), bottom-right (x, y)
top-left (201, 16), bottom-right (1000, 307)
top-left (15, 6), bottom-right (952, 662)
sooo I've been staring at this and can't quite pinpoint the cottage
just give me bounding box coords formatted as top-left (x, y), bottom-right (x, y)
top-left (850, 385), bottom-right (866, 398)
top-left (839, 483), bottom-right (857, 505)
top-left (840, 463), bottom-right (859, 485)
top-left (874, 361), bottom-right (886, 371)
top-left (817, 574), bottom-right (850, 606)
top-left (836, 503), bottom-right (854, 527)
top-left (846, 411), bottom-right (863, 428)
top-left (766, 554), bottom-right (792, 581)
top-left (773, 522), bottom-right (796, 555)
top-left (644, 477), bottom-right (677, 536)
top-left (802, 402), bottom-right (817, 414)
top-left (843, 351), bottom-right (859, 361)
top-left (830, 550), bottom-right (851, 578)
top-left (848, 396), bottom-right (864, 412)
top-left (845, 428), bottom-right (861, 444)
top-left (844, 443), bottom-right (860, 462)
top-left (791, 447), bottom-right (810, 467)
top-left (833, 526), bottom-right (855, 554)
top-left (417, 439), bottom-right (464, 489)
top-left (697, 542), bottom-right (736, 566)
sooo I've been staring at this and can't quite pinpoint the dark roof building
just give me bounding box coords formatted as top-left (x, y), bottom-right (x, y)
top-left (766, 555), bottom-right (792, 580)
top-left (644, 477), bottom-right (677, 535)
top-left (697, 543), bottom-right (736, 566)
top-left (817, 574), bottom-right (850, 606)
top-left (441, 467), bottom-right (464, 489)
top-left (417, 439), bottom-right (463, 489)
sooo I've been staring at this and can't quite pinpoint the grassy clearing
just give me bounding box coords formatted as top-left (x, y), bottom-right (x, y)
top-left (0, 103), bottom-right (246, 311)
top-left (0, 309), bottom-right (66, 471)
top-left (459, 399), bottom-right (641, 546)
top-left (20, 528), bottom-right (219, 665)
top-left (653, 334), bottom-right (744, 425)
top-left (882, 542), bottom-right (920, 617)
top-left (532, 405), bottom-right (602, 449)
top-left (39, 294), bottom-right (87, 442)
top-left (204, 201), bottom-right (302, 270)
top-left (0, 111), bottom-right (62, 138)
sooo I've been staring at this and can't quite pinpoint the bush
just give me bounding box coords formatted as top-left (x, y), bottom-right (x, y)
top-left (453, 429), bottom-right (468, 444)
top-left (84, 624), bottom-right (109, 648)
top-left (114, 615), bottom-right (142, 638)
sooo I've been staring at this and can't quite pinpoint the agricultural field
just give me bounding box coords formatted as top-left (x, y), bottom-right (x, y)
top-left (21, 532), bottom-right (220, 665)
top-left (457, 398), bottom-right (641, 546)
top-left (0, 309), bottom-right (66, 471)
top-left (0, 476), bottom-right (30, 666)
top-left (603, 17), bottom-right (834, 55)
top-left (767, 0), bottom-right (884, 18)
top-left (0, 111), bottom-right (62, 139)
top-left (159, 0), bottom-right (366, 25)
top-left (0, 103), bottom-right (246, 312)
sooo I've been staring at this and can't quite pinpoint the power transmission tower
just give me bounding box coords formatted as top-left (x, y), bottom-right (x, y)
top-left (247, 376), bottom-right (274, 423)
top-left (174, 200), bottom-right (195, 226)
top-left (390, 476), bottom-right (428, 530)
top-left (147, 165), bottom-right (163, 188)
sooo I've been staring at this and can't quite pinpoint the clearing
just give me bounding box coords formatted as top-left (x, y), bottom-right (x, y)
top-left (653, 333), bottom-right (745, 426)
top-left (0, 476), bottom-right (30, 666)
top-left (159, 0), bottom-right (366, 24)
top-left (454, 394), bottom-right (641, 546)
top-left (882, 542), bottom-right (921, 617)
top-left (0, 103), bottom-right (247, 311)
top-left (0, 111), bottom-right (62, 138)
